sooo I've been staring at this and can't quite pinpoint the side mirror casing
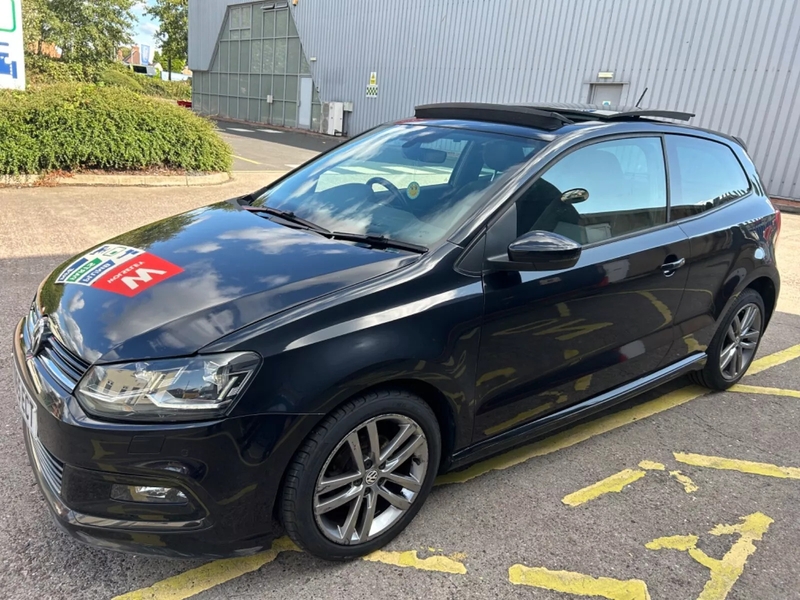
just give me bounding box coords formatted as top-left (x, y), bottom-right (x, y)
top-left (505, 230), bottom-right (582, 271)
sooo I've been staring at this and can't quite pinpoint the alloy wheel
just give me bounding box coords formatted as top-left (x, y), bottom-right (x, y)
top-left (720, 303), bottom-right (762, 380)
top-left (313, 414), bottom-right (428, 545)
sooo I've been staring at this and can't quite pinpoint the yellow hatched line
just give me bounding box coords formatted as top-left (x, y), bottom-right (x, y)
top-left (674, 452), bottom-right (800, 479)
top-left (562, 469), bottom-right (646, 507)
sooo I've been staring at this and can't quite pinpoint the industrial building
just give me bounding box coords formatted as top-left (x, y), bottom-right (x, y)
top-left (188, 0), bottom-right (800, 200)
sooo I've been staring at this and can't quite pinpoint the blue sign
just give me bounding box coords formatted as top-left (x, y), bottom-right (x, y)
top-left (141, 44), bottom-right (151, 66)
top-left (0, 0), bottom-right (24, 89)
top-left (0, 42), bottom-right (17, 79)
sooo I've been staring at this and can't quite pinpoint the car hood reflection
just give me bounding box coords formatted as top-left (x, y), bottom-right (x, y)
top-left (38, 202), bottom-right (415, 363)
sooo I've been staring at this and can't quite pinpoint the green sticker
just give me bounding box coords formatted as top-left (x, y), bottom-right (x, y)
top-left (407, 181), bottom-right (420, 200)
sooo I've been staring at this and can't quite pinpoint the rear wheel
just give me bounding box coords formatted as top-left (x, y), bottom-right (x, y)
top-left (280, 390), bottom-right (441, 560)
top-left (690, 288), bottom-right (765, 390)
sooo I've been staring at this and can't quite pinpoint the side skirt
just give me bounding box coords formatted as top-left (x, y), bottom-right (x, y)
top-left (447, 353), bottom-right (706, 471)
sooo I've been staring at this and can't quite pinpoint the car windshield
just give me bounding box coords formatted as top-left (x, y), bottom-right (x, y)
top-left (252, 124), bottom-right (549, 247)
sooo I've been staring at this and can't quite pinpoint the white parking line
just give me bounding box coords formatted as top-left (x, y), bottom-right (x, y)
top-left (228, 128), bottom-right (255, 133)
top-left (285, 164), bottom-right (301, 169)
top-left (258, 129), bottom-right (283, 134)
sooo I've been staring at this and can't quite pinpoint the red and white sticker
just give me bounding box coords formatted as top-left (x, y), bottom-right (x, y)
top-left (56, 244), bottom-right (183, 297)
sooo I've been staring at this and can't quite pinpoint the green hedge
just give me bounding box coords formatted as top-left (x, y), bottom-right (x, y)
top-left (0, 84), bottom-right (231, 175)
top-left (99, 65), bottom-right (192, 101)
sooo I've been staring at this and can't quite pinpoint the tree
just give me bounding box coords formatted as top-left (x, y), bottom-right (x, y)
top-left (146, 0), bottom-right (188, 80)
top-left (24, 0), bottom-right (135, 63)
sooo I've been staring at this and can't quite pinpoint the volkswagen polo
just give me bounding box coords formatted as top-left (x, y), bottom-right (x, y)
top-left (13, 103), bottom-right (780, 560)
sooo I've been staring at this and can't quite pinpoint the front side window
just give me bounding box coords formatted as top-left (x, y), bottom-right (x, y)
top-left (254, 125), bottom-right (549, 246)
top-left (515, 137), bottom-right (668, 244)
top-left (666, 135), bottom-right (751, 219)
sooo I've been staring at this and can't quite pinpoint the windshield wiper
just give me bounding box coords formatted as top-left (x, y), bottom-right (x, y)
top-left (329, 232), bottom-right (428, 254)
top-left (243, 205), bottom-right (330, 235)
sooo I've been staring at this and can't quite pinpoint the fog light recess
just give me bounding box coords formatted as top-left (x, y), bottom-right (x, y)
top-left (111, 484), bottom-right (188, 504)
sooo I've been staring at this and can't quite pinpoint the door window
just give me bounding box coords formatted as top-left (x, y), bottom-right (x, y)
top-left (666, 135), bottom-right (751, 219)
top-left (516, 137), bottom-right (668, 244)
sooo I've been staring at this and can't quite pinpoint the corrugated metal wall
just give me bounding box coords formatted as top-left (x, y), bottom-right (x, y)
top-left (190, 0), bottom-right (800, 199)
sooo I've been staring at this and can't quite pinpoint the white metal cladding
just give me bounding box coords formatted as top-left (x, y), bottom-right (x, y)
top-left (191, 0), bottom-right (800, 200)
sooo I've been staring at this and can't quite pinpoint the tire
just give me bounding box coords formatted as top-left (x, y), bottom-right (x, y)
top-left (690, 288), bottom-right (766, 390)
top-left (280, 389), bottom-right (441, 560)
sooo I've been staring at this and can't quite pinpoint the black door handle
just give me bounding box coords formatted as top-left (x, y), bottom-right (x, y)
top-left (661, 257), bottom-right (686, 276)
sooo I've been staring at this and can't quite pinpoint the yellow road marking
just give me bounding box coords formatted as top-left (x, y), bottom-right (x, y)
top-left (674, 452), bottom-right (800, 479)
top-left (232, 154), bottom-right (262, 165)
top-left (729, 383), bottom-right (800, 398)
top-left (565, 349), bottom-right (580, 359)
top-left (646, 513), bottom-right (773, 600)
top-left (562, 469), bottom-right (646, 507)
top-left (509, 565), bottom-right (651, 599)
top-left (112, 537), bottom-right (300, 600)
top-left (437, 386), bottom-right (706, 485)
top-left (669, 470), bottom-right (698, 493)
top-left (362, 550), bottom-right (467, 574)
top-left (116, 541), bottom-right (466, 600)
top-left (638, 460), bottom-right (665, 471)
top-left (557, 302), bottom-right (571, 317)
top-left (745, 343), bottom-right (800, 375)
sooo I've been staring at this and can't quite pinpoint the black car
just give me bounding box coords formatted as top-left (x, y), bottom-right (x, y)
top-left (13, 103), bottom-right (780, 560)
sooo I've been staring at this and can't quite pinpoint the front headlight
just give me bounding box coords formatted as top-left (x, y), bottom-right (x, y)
top-left (75, 352), bottom-right (261, 422)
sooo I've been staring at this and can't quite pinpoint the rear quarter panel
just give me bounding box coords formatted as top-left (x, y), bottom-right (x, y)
top-left (668, 192), bottom-right (779, 359)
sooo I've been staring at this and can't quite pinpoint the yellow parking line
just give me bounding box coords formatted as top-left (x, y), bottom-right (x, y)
top-left (745, 343), bottom-right (800, 375)
top-left (668, 470), bottom-right (698, 493)
top-left (115, 541), bottom-right (466, 600)
top-left (562, 469), bottom-right (646, 507)
top-left (729, 384), bottom-right (800, 398)
top-left (508, 565), bottom-right (651, 599)
top-left (638, 460), bottom-right (665, 471)
top-left (112, 537), bottom-right (300, 600)
top-left (233, 154), bottom-right (262, 165)
top-left (674, 452), bottom-right (800, 479)
top-left (363, 550), bottom-right (467, 574)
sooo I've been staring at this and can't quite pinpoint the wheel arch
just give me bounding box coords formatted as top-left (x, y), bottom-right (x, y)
top-left (745, 275), bottom-right (777, 326)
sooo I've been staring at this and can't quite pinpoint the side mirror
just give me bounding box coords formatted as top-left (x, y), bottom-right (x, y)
top-left (561, 188), bottom-right (589, 204)
top-left (505, 231), bottom-right (582, 270)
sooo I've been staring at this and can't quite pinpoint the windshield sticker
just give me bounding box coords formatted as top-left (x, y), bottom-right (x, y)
top-left (406, 181), bottom-right (421, 200)
top-left (56, 244), bottom-right (183, 297)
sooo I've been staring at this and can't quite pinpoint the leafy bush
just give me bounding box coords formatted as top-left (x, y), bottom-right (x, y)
top-left (25, 53), bottom-right (104, 85)
top-left (0, 84), bottom-right (231, 175)
top-left (99, 63), bottom-right (192, 101)
top-left (100, 67), bottom-right (145, 93)
top-left (26, 55), bottom-right (192, 101)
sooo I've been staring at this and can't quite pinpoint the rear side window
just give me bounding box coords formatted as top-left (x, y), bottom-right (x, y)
top-left (666, 136), bottom-right (751, 219)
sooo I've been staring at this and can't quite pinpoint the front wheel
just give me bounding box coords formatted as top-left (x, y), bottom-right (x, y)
top-left (690, 288), bottom-right (765, 390)
top-left (280, 390), bottom-right (441, 560)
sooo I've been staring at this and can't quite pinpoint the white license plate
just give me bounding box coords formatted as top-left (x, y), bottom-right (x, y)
top-left (16, 368), bottom-right (38, 439)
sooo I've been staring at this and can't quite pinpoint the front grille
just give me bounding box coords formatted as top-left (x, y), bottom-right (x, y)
top-left (27, 429), bottom-right (64, 496)
top-left (23, 305), bottom-right (89, 391)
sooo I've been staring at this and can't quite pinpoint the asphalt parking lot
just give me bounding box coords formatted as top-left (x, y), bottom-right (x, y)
top-left (2, 135), bottom-right (800, 599)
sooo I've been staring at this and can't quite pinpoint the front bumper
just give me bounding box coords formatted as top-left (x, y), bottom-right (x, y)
top-left (13, 317), bottom-right (318, 558)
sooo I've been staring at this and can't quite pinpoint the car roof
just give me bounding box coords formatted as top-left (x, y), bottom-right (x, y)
top-left (410, 102), bottom-right (746, 149)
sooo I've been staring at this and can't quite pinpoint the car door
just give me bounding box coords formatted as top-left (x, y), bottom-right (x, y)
top-left (473, 135), bottom-right (692, 443)
top-left (658, 134), bottom-right (764, 363)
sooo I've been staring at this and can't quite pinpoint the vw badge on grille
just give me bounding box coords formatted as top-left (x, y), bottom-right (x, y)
top-left (28, 315), bottom-right (49, 359)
